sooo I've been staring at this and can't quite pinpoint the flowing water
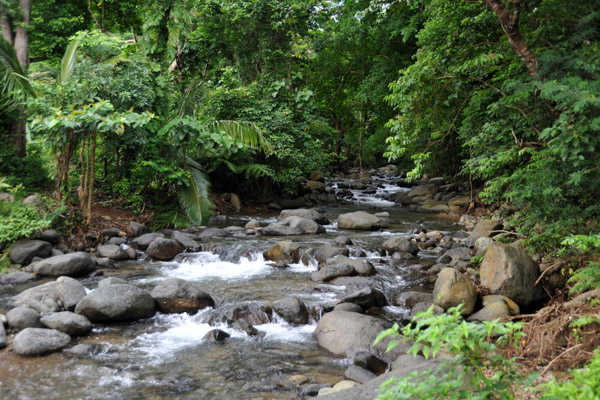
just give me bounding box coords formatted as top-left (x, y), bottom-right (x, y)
top-left (0, 175), bottom-right (456, 399)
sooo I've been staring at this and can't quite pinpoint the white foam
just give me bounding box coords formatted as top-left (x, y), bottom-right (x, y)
top-left (131, 311), bottom-right (243, 362)
top-left (254, 319), bottom-right (315, 343)
top-left (159, 252), bottom-right (271, 281)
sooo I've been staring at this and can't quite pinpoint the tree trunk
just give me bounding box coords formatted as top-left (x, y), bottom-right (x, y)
top-left (13, 0), bottom-right (30, 68)
top-left (484, 0), bottom-right (538, 77)
top-left (0, 12), bottom-right (13, 44)
top-left (11, 107), bottom-right (26, 157)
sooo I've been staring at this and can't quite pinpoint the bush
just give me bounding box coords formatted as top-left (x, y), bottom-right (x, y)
top-left (375, 305), bottom-right (533, 399)
top-left (541, 348), bottom-right (600, 399)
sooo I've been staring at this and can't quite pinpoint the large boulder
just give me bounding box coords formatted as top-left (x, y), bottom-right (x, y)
top-left (466, 219), bottom-right (503, 247)
top-left (8, 240), bottom-right (52, 265)
top-left (279, 208), bottom-right (329, 225)
top-left (314, 244), bottom-right (349, 264)
top-left (382, 236), bottom-right (420, 256)
top-left (340, 287), bottom-right (387, 309)
top-left (263, 216), bottom-right (325, 236)
top-left (56, 276), bottom-right (87, 311)
top-left (225, 303), bottom-right (271, 326)
top-left (480, 243), bottom-right (544, 309)
top-left (404, 185), bottom-right (437, 203)
top-left (33, 252), bottom-right (96, 277)
top-left (264, 241), bottom-right (301, 265)
top-left (146, 238), bottom-right (184, 261)
top-left (37, 229), bottom-right (61, 245)
top-left (7, 306), bottom-right (42, 330)
top-left (338, 211), bottom-right (385, 231)
top-left (40, 311), bottom-right (93, 336)
top-left (433, 268), bottom-right (477, 315)
top-left (311, 263), bottom-right (355, 282)
top-left (9, 282), bottom-right (62, 313)
top-left (131, 233), bottom-right (164, 250)
top-left (272, 296), bottom-right (309, 325)
top-left (75, 284), bottom-right (156, 322)
top-left (394, 291), bottom-right (433, 308)
top-left (467, 301), bottom-right (511, 322)
top-left (314, 311), bottom-right (403, 361)
top-left (96, 244), bottom-right (129, 261)
top-left (12, 328), bottom-right (71, 356)
top-left (324, 255), bottom-right (377, 276)
top-left (130, 221), bottom-right (151, 236)
top-left (172, 231), bottom-right (201, 252)
top-left (151, 278), bottom-right (215, 314)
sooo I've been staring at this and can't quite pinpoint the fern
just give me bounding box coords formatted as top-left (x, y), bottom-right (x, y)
top-left (570, 314), bottom-right (600, 330)
top-left (568, 262), bottom-right (600, 295)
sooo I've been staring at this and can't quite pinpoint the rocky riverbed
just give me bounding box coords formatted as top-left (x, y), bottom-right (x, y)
top-left (0, 167), bottom-right (545, 399)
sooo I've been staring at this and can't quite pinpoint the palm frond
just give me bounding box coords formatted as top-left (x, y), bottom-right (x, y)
top-left (0, 37), bottom-right (35, 113)
top-left (177, 79), bottom-right (204, 118)
top-left (59, 37), bottom-right (80, 84)
top-left (207, 120), bottom-right (272, 152)
top-left (177, 153), bottom-right (213, 225)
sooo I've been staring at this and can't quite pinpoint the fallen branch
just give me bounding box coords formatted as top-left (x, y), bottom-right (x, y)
top-left (534, 261), bottom-right (566, 286)
top-left (561, 289), bottom-right (600, 310)
top-left (541, 344), bottom-right (582, 374)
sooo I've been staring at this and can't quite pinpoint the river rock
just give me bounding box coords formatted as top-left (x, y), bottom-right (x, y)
top-left (9, 282), bottom-right (62, 313)
top-left (404, 184), bottom-right (437, 202)
top-left (333, 303), bottom-right (363, 313)
top-left (279, 208), bottom-right (329, 225)
top-left (314, 311), bottom-right (398, 359)
top-left (382, 236), bottom-right (420, 256)
top-left (12, 328), bottom-right (71, 356)
top-left (101, 228), bottom-right (122, 239)
top-left (225, 303), bottom-right (271, 326)
top-left (411, 302), bottom-right (445, 317)
top-left (326, 255), bottom-right (376, 276)
top-left (37, 230), bottom-right (61, 245)
top-left (231, 318), bottom-right (264, 337)
top-left (466, 219), bottom-right (503, 247)
top-left (33, 252), bottom-right (96, 277)
top-left (264, 216), bottom-right (325, 236)
top-left (480, 243), bottom-right (544, 308)
top-left (97, 277), bottom-right (127, 287)
top-left (320, 380), bottom-right (360, 396)
top-left (353, 351), bottom-right (388, 375)
top-left (394, 291), bottom-right (433, 308)
top-left (0, 323), bottom-right (6, 348)
top-left (75, 284), bottom-right (156, 322)
top-left (97, 244), bottom-right (129, 261)
top-left (40, 311), bottom-right (92, 336)
top-left (311, 263), bottom-right (355, 282)
top-left (198, 228), bottom-right (228, 240)
top-left (272, 296), bottom-right (309, 325)
top-left (300, 384), bottom-right (332, 397)
top-left (107, 237), bottom-right (127, 246)
top-left (151, 278), bottom-right (215, 314)
top-left (340, 287), bottom-right (387, 309)
top-left (482, 295), bottom-right (520, 315)
top-left (130, 221), bottom-right (151, 236)
top-left (7, 306), bottom-right (42, 330)
top-left (203, 329), bottom-right (230, 342)
top-left (131, 233), bottom-right (164, 250)
top-left (322, 354), bottom-right (444, 400)
top-left (8, 240), bottom-right (52, 265)
top-left (338, 211), bottom-right (385, 231)
top-left (172, 231), bottom-right (201, 252)
top-left (436, 247), bottom-right (471, 264)
top-left (334, 236), bottom-right (353, 246)
top-left (315, 244), bottom-right (349, 264)
top-left (467, 301), bottom-right (511, 322)
top-left (475, 236), bottom-right (493, 256)
top-left (56, 276), bottom-right (87, 310)
top-left (146, 238), bottom-right (184, 261)
top-left (64, 343), bottom-right (102, 358)
top-left (264, 241), bottom-right (301, 265)
top-left (344, 365), bottom-right (377, 384)
top-left (433, 268), bottom-right (476, 315)
top-left (1, 271), bottom-right (35, 284)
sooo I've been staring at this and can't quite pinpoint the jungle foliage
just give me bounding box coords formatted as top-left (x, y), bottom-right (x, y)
top-left (0, 0), bottom-right (597, 246)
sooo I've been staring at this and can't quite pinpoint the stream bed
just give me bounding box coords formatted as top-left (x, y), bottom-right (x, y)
top-left (0, 177), bottom-right (457, 399)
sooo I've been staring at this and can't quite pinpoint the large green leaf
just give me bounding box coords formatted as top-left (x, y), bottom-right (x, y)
top-left (177, 154), bottom-right (213, 225)
top-left (207, 120), bottom-right (272, 152)
top-left (59, 37), bottom-right (80, 85)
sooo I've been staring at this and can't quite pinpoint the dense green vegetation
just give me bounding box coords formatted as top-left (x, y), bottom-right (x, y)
top-left (1, 0), bottom-right (600, 396)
